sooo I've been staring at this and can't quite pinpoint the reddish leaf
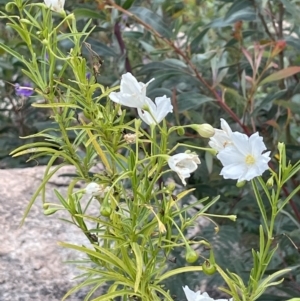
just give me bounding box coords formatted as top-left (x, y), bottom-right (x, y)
top-left (265, 119), bottom-right (280, 131)
top-left (260, 66), bottom-right (300, 85)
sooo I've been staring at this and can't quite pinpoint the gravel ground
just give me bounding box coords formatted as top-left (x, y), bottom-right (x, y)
top-left (0, 166), bottom-right (100, 301)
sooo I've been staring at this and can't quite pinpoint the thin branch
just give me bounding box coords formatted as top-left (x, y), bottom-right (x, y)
top-left (114, 22), bottom-right (132, 73)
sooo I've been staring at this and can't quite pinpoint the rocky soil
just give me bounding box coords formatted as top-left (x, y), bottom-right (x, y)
top-left (0, 166), bottom-right (97, 301)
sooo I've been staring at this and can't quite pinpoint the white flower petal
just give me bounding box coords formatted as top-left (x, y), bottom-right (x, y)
top-left (182, 286), bottom-right (232, 301)
top-left (85, 182), bottom-right (110, 198)
top-left (168, 153), bottom-right (200, 186)
top-left (220, 118), bottom-right (233, 135)
top-left (137, 97), bottom-right (157, 125)
top-left (182, 286), bottom-right (202, 301)
top-left (44, 0), bottom-right (65, 12)
top-left (109, 72), bottom-right (155, 109)
top-left (209, 119), bottom-right (233, 152)
top-left (137, 95), bottom-right (173, 125)
top-left (216, 130), bottom-right (270, 182)
top-left (152, 95), bottom-right (173, 123)
top-left (249, 133), bottom-right (266, 156)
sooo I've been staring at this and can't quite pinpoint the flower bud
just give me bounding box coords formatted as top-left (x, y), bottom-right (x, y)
top-left (202, 260), bottom-right (217, 275)
top-left (177, 127), bottom-right (185, 136)
top-left (43, 203), bottom-right (49, 210)
top-left (236, 180), bottom-right (246, 188)
top-left (166, 181), bottom-right (176, 192)
top-left (266, 176), bottom-right (274, 188)
top-left (185, 246), bottom-right (198, 263)
top-left (227, 215), bottom-right (237, 222)
top-left (191, 124), bottom-right (215, 138)
top-left (44, 208), bottom-right (59, 215)
top-left (278, 142), bottom-right (285, 153)
top-left (67, 13), bottom-right (75, 20)
top-left (100, 205), bottom-right (112, 217)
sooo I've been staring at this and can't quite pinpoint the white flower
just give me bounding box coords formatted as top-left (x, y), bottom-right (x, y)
top-left (168, 153), bottom-right (200, 186)
top-left (209, 118), bottom-right (233, 151)
top-left (217, 132), bottom-right (271, 182)
top-left (182, 286), bottom-right (232, 301)
top-left (44, 0), bottom-right (65, 13)
top-left (85, 182), bottom-right (110, 198)
top-left (109, 72), bottom-right (154, 109)
top-left (137, 95), bottom-right (173, 125)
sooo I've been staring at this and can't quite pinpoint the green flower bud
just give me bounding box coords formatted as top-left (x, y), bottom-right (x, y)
top-left (66, 13), bottom-right (75, 20)
top-left (236, 180), bottom-right (246, 188)
top-left (191, 124), bottom-right (215, 138)
top-left (227, 215), bottom-right (237, 222)
top-left (43, 203), bottom-right (49, 210)
top-left (266, 176), bottom-right (274, 188)
top-left (185, 246), bottom-right (198, 263)
top-left (166, 182), bottom-right (176, 192)
top-left (202, 260), bottom-right (217, 275)
top-left (278, 142), bottom-right (285, 154)
top-left (177, 127), bottom-right (185, 136)
top-left (44, 208), bottom-right (59, 215)
top-left (100, 205), bottom-right (112, 217)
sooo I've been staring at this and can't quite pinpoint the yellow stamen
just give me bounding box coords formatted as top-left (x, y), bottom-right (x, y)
top-left (245, 154), bottom-right (255, 165)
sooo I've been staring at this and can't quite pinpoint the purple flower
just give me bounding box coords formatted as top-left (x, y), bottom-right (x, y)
top-left (15, 82), bottom-right (34, 97)
top-left (86, 72), bottom-right (91, 80)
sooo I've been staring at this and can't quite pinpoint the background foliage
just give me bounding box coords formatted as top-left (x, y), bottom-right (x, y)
top-left (1, 0), bottom-right (300, 299)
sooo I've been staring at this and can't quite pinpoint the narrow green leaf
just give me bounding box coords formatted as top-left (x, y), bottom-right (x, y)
top-left (10, 142), bottom-right (60, 155)
top-left (8, 23), bottom-right (31, 46)
top-left (0, 42), bottom-right (24, 61)
top-left (259, 268), bottom-right (291, 287)
top-left (59, 242), bottom-right (130, 274)
top-left (31, 102), bottom-right (81, 109)
top-left (259, 225), bottom-right (265, 259)
top-left (131, 242), bottom-right (143, 293)
top-left (156, 266), bottom-right (203, 283)
top-left (92, 290), bottom-right (141, 301)
top-left (11, 147), bottom-right (61, 157)
top-left (74, 8), bottom-right (102, 19)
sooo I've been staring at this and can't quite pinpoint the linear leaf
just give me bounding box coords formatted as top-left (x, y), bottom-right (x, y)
top-left (260, 67), bottom-right (300, 86)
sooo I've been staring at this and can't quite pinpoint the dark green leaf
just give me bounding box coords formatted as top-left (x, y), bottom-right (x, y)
top-left (177, 93), bottom-right (215, 112)
top-left (147, 88), bottom-right (172, 99)
top-left (73, 8), bottom-right (102, 19)
top-left (129, 7), bottom-right (172, 38)
top-left (252, 90), bottom-right (287, 116)
top-left (224, 0), bottom-right (252, 21)
top-left (190, 28), bottom-right (209, 53)
top-left (122, 0), bottom-right (136, 10)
